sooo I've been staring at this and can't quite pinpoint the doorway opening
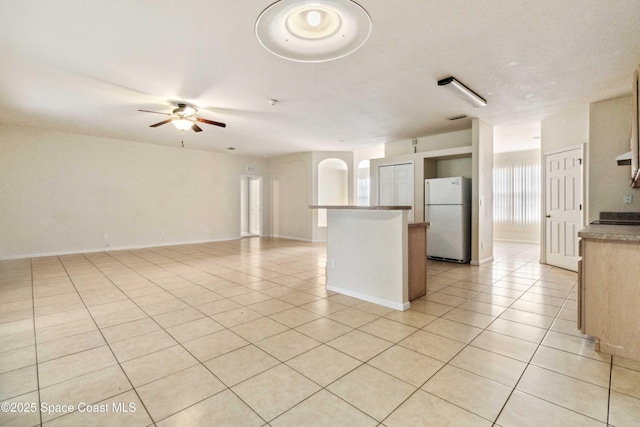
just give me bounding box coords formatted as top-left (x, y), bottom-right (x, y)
top-left (241, 175), bottom-right (262, 237)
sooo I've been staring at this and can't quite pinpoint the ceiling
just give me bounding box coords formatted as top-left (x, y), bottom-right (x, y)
top-left (0, 0), bottom-right (639, 157)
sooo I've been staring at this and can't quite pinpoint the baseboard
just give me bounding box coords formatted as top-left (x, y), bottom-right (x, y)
top-left (470, 256), bottom-right (495, 266)
top-left (0, 236), bottom-right (240, 261)
top-left (270, 234), bottom-right (314, 243)
top-left (326, 283), bottom-right (410, 311)
top-left (493, 238), bottom-right (540, 244)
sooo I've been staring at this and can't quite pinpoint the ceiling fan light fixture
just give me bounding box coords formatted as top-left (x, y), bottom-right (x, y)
top-left (177, 105), bottom-right (196, 117)
top-left (255, 0), bottom-right (371, 63)
top-left (438, 77), bottom-right (487, 108)
top-left (172, 118), bottom-right (194, 131)
top-left (306, 10), bottom-right (322, 27)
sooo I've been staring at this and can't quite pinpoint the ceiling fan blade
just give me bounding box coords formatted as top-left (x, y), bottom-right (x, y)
top-left (196, 117), bottom-right (226, 128)
top-left (150, 118), bottom-right (173, 127)
top-left (138, 109), bottom-right (171, 116)
top-left (191, 124), bottom-right (203, 132)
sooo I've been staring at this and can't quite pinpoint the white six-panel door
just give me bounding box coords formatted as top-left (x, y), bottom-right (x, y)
top-left (544, 147), bottom-right (583, 271)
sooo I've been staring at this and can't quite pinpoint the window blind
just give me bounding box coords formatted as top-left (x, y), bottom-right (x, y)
top-left (494, 160), bottom-right (540, 232)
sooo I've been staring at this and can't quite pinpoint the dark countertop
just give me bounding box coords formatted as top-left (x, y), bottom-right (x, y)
top-left (599, 212), bottom-right (640, 222)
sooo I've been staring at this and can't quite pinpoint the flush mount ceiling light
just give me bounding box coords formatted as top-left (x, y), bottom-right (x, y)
top-left (255, 0), bottom-right (372, 62)
top-left (438, 77), bottom-right (487, 108)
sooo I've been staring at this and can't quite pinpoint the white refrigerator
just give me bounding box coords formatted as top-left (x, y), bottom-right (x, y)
top-left (424, 177), bottom-right (471, 263)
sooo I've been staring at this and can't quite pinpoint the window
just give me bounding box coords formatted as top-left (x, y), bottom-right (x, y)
top-left (494, 160), bottom-right (540, 232)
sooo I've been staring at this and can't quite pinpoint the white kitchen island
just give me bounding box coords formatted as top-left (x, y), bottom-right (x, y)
top-left (310, 205), bottom-right (428, 311)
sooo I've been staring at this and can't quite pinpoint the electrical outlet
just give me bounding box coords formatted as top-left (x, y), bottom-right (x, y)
top-left (624, 195), bottom-right (633, 204)
top-left (330, 259), bottom-right (336, 269)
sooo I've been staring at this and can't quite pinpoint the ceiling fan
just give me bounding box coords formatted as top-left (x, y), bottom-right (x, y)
top-left (138, 103), bottom-right (226, 132)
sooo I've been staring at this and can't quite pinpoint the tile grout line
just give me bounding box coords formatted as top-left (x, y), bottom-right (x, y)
top-left (377, 259), bottom-right (546, 425)
top-left (98, 247), bottom-right (311, 425)
top-left (53, 253), bottom-right (158, 427)
top-left (607, 353), bottom-right (613, 426)
top-left (5, 242), bottom-right (631, 425)
top-left (29, 258), bottom-right (44, 427)
top-left (96, 250), bottom-right (270, 426)
top-left (380, 258), bottom-right (579, 424)
top-left (416, 266), bottom-right (545, 424)
top-left (126, 241), bottom-right (408, 424)
top-left (490, 279), bottom-right (610, 425)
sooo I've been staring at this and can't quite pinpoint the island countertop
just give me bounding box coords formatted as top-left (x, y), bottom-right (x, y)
top-left (309, 205), bottom-right (412, 210)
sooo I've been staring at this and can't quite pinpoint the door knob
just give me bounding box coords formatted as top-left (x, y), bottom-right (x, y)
top-left (545, 214), bottom-right (551, 218)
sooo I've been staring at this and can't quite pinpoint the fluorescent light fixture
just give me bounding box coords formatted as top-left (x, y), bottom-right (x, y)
top-left (438, 77), bottom-right (487, 108)
top-left (447, 114), bottom-right (468, 121)
top-left (255, 0), bottom-right (372, 63)
top-left (616, 150), bottom-right (633, 166)
top-left (172, 119), bottom-right (193, 131)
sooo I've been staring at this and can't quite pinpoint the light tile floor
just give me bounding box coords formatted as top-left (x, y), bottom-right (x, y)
top-left (1, 239), bottom-right (639, 426)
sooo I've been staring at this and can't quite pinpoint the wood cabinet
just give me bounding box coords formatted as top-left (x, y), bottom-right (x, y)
top-left (579, 237), bottom-right (640, 360)
top-left (408, 222), bottom-right (428, 301)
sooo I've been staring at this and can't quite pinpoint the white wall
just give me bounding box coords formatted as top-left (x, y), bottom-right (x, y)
top-left (353, 144), bottom-right (385, 172)
top-left (371, 125), bottom-right (491, 264)
top-left (541, 103), bottom-right (590, 219)
top-left (311, 152), bottom-right (354, 242)
top-left (589, 96), bottom-right (640, 220)
top-left (326, 209), bottom-right (408, 310)
top-left (471, 119), bottom-right (494, 265)
top-left (541, 104), bottom-right (590, 153)
top-left (354, 144), bottom-right (384, 205)
top-left (371, 129), bottom-right (474, 222)
top-left (318, 161), bottom-right (348, 206)
top-left (240, 177), bottom-right (249, 235)
top-left (317, 158), bottom-right (348, 227)
top-left (385, 129), bottom-right (472, 157)
top-left (267, 151), bottom-right (355, 243)
top-left (0, 125), bottom-right (269, 259)
top-left (539, 104), bottom-right (589, 262)
top-left (268, 152), bottom-right (312, 241)
top-left (436, 158), bottom-right (473, 178)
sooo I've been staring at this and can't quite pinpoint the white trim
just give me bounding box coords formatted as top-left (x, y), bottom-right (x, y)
top-left (470, 256), bottom-right (495, 266)
top-left (271, 234), bottom-right (314, 242)
top-left (543, 143), bottom-right (585, 156)
top-left (493, 239), bottom-right (540, 244)
top-left (326, 283), bottom-right (409, 311)
top-left (0, 237), bottom-right (240, 261)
